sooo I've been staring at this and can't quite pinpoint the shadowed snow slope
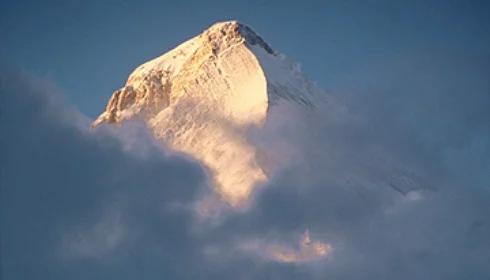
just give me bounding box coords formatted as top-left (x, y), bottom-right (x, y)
top-left (92, 21), bottom-right (318, 207)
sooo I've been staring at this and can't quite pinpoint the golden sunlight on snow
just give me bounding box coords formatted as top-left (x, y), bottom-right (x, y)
top-left (92, 21), bottom-right (315, 208)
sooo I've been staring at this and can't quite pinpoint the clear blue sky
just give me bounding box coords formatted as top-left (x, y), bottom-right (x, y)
top-left (1, 0), bottom-right (489, 117)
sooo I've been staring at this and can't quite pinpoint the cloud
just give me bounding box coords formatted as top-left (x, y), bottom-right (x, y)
top-left (1, 63), bottom-right (490, 280)
top-left (238, 230), bottom-right (331, 263)
top-left (0, 71), bottom-right (208, 278)
top-left (61, 203), bottom-right (126, 259)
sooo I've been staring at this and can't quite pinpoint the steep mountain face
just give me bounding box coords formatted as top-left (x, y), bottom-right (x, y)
top-left (93, 21), bottom-right (319, 207)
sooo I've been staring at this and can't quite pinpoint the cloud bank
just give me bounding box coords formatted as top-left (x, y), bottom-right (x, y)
top-left (1, 66), bottom-right (489, 280)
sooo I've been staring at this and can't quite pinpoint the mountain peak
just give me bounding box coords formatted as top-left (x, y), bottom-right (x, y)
top-left (203, 20), bottom-right (275, 55)
top-left (92, 20), bottom-right (318, 206)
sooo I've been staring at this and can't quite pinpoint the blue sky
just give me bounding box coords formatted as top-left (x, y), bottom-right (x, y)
top-left (2, 0), bottom-right (489, 117)
top-left (1, 1), bottom-right (490, 279)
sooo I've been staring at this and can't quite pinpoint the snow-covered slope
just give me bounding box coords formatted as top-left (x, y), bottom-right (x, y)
top-left (93, 21), bottom-right (319, 207)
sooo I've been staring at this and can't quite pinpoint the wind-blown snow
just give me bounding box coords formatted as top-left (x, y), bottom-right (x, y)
top-left (92, 21), bottom-right (315, 207)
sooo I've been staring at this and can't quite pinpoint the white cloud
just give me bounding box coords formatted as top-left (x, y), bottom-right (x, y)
top-left (238, 230), bottom-right (331, 263)
top-left (2, 65), bottom-right (489, 279)
top-left (61, 204), bottom-right (126, 259)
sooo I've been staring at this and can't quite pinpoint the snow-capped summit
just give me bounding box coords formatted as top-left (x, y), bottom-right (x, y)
top-left (203, 20), bottom-right (276, 55)
top-left (93, 21), bottom-right (320, 207)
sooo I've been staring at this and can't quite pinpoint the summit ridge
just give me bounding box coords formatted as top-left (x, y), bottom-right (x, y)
top-left (203, 20), bottom-right (276, 55)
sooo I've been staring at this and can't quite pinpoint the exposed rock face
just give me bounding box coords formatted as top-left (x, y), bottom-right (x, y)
top-left (93, 21), bottom-right (316, 207)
